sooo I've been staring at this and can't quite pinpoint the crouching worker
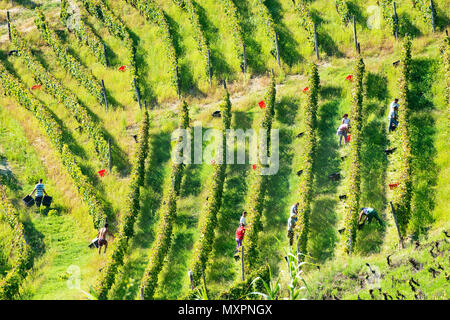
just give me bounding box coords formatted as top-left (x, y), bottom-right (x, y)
top-left (287, 213), bottom-right (298, 246)
top-left (29, 179), bottom-right (48, 208)
top-left (235, 223), bottom-right (245, 254)
top-left (97, 223), bottom-right (115, 255)
top-left (336, 123), bottom-right (349, 147)
top-left (358, 207), bottom-right (384, 229)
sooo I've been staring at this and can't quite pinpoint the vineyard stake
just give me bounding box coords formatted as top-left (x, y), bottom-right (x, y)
top-left (313, 22), bottom-right (319, 60)
top-left (7, 11), bottom-right (11, 42)
top-left (101, 80), bottom-right (108, 111)
top-left (140, 287), bottom-right (144, 300)
top-left (242, 43), bottom-right (247, 74)
top-left (274, 31), bottom-right (281, 67)
top-left (201, 267), bottom-right (209, 299)
top-left (352, 16), bottom-right (358, 53)
top-left (134, 78), bottom-right (141, 109)
top-left (108, 138), bottom-right (112, 172)
top-left (241, 245), bottom-right (245, 281)
top-left (389, 201), bottom-right (405, 249)
top-left (357, 42), bottom-right (361, 55)
top-left (348, 228), bottom-right (353, 255)
top-left (188, 269), bottom-right (194, 290)
top-left (207, 49), bottom-right (212, 86)
top-left (176, 65), bottom-right (181, 99)
top-left (393, 2), bottom-right (399, 39)
top-left (430, 0), bottom-right (436, 33)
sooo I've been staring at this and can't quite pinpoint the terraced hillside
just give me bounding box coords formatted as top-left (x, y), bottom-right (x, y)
top-left (0, 0), bottom-right (448, 300)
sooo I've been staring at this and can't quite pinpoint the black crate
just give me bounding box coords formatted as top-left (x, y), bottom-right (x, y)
top-left (42, 195), bottom-right (52, 207)
top-left (22, 195), bottom-right (35, 207)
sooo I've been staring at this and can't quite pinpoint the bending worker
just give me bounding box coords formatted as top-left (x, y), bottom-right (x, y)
top-left (358, 207), bottom-right (384, 229)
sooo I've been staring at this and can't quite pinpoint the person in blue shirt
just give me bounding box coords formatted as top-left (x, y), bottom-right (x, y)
top-left (29, 179), bottom-right (48, 208)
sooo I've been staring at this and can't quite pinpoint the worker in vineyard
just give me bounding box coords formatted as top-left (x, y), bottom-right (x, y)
top-left (358, 207), bottom-right (384, 229)
top-left (240, 211), bottom-right (247, 226)
top-left (336, 123), bottom-right (349, 146)
top-left (29, 178), bottom-right (48, 208)
top-left (389, 98), bottom-right (400, 114)
top-left (97, 223), bottom-right (115, 255)
top-left (287, 213), bottom-right (298, 246)
top-left (290, 202), bottom-right (299, 216)
top-left (388, 105), bottom-right (399, 132)
top-left (235, 223), bottom-right (245, 254)
top-left (342, 114), bottom-right (351, 127)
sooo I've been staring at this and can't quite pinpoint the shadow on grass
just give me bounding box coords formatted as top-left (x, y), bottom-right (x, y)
top-left (365, 72), bottom-right (388, 102)
top-left (265, 0), bottom-right (303, 67)
top-left (406, 58), bottom-right (438, 234)
top-left (307, 99), bottom-right (341, 262)
top-left (398, 13), bottom-right (422, 38)
top-left (276, 95), bottom-right (300, 125)
top-left (109, 131), bottom-right (171, 299)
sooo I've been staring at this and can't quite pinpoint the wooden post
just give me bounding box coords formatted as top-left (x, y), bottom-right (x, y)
top-left (242, 43), bottom-right (247, 74)
top-left (134, 78), bottom-right (141, 109)
top-left (313, 22), bottom-right (319, 60)
top-left (393, 2), bottom-right (399, 39)
top-left (176, 65), bottom-right (181, 99)
top-left (223, 79), bottom-right (227, 90)
top-left (357, 42), bottom-right (361, 55)
top-left (101, 80), bottom-right (108, 111)
top-left (389, 201), bottom-right (405, 249)
top-left (348, 228), bottom-right (353, 255)
top-left (7, 11), bottom-right (11, 42)
top-left (201, 267), bottom-right (208, 299)
top-left (430, 0), bottom-right (436, 33)
top-left (353, 16), bottom-right (358, 53)
top-left (108, 138), bottom-right (112, 172)
top-left (241, 245), bottom-right (245, 281)
top-left (139, 287), bottom-right (144, 300)
top-left (207, 49), bottom-right (212, 86)
top-left (274, 31), bottom-right (281, 66)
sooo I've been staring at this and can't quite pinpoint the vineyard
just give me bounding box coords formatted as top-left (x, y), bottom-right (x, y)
top-left (0, 0), bottom-right (448, 301)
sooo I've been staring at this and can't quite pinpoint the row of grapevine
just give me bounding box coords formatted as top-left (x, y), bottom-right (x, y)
top-left (139, 102), bottom-right (190, 300)
top-left (60, 0), bottom-right (107, 66)
top-left (294, 63), bottom-right (320, 255)
top-left (218, 0), bottom-right (245, 63)
top-left (95, 110), bottom-right (150, 300)
top-left (334, 0), bottom-right (351, 25)
top-left (243, 76), bottom-right (276, 270)
top-left (391, 36), bottom-right (413, 236)
top-left (172, 0), bottom-right (210, 79)
top-left (189, 90), bottom-right (232, 286)
top-left (33, 8), bottom-right (104, 104)
top-left (379, 0), bottom-right (399, 36)
top-left (123, 0), bottom-right (178, 90)
top-left (218, 264), bottom-right (270, 299)
top-left (252, 0), bottom-right (278, 60)
top-left (342, 56), bottom-right (365, 253)
top-left (0, 62), bottom-right (107, 228)
top-left (440, 30), bottom-right (449, 105)
top-left (10, 23), bottom-right (109, 165)
top-left (81, 0), bottom-right (137, 94)
top-left (411, 0), bottom-right (436, 28)
top-left (0, 185), bottom-right (33, 300)
top-left (291, 0), bottom-right (315, 48)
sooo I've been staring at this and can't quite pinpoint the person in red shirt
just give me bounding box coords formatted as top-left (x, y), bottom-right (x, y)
top-left (235, 223), bottom-right (245, 253)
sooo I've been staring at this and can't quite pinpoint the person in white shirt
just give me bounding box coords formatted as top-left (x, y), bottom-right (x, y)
top-left (342, 114), bottom-right (350, 127)
top-left (336, 123), bottom-right (349, 146)
top-left (389, 98), bottom-right (400, 113)
top-left (388, 106), bottom-right (399, 132)
top-left (240, 211), bottom-right (247, 226)
top-left (290, 202), bottom-right (299, 216)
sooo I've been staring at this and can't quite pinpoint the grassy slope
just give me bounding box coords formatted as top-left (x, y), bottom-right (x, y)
top-left (0, 0), bottom-right (448, 300)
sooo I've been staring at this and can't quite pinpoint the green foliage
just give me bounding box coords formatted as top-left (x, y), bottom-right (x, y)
top-left (124, 0), bottom-right (178, 91)
top-left (218, 264), bottom-right (270, 299)
top-left (334, 0), bottom-right (351, 25)
top-left (411, 0), bottom-right (437, 29)
top-left (342, 56), bottom-right (365, 253)
top-left (33, 8), bottom-right (104, 104)
top-left (95, 110), bottom-right (150, 300)
top-left (10, 23), bottom-right (109, 165)
top-left (295, 63), bottom-right (320, 255)
top-left (379, 0), bottom-right (399, 36)
top-left (82, 0), bottom-right (138, 95)
top-left (190, 90), bottom-right (232, 286)
top-left (0, 61), bottom-right (106, 229)
top-left (61, 0), bottom-right (107, 65)
top-left (392, 35), bottom-right (413, 236)
top-left (440, 34), bottom-right (450, 105)
top-left (218, 0), bottom-right (245, 63)
top-left (139, 102), bottom-right (190, 300)
top-left (244, 76), bottom-right (276, 270)
top-left (252, 0), bottom-right (278, 59)
top-left (172, 0), bottom-right (210, 79)
top-left (0, 185), bottom-right (33, 300)
top-left (292, 0), bottom-right (315, 48)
